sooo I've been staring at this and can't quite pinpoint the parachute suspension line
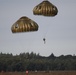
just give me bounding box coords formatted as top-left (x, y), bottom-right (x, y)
top-left (43, 23), bottom-right (50, 44)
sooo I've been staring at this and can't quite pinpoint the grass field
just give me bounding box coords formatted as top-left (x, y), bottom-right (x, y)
top-left (0, 71), bottom-right (76, 75)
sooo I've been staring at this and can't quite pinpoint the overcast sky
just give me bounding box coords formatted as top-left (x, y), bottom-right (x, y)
top-left (0, 0), bottom-right (76, 56)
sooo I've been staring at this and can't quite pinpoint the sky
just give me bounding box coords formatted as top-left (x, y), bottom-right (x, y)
top-left (0, 0), bottom-right (76, 56)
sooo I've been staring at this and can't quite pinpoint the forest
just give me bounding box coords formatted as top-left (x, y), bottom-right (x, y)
top-left (0, 52), bottom-right (76, 72)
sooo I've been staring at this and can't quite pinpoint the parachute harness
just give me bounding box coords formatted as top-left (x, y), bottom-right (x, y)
top-left (43, 38), bottom-right (46, 44)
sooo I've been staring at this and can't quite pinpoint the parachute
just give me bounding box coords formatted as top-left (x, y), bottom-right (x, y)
top-left (11, 16), bottom-right (39, 33)
top-left (33, 0), bottom-right (58, 17)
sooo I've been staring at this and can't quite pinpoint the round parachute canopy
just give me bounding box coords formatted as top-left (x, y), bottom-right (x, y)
top-left (11, 16), bottom-right (39, 33)
top-left (33, 0), bottom-right (58, 16)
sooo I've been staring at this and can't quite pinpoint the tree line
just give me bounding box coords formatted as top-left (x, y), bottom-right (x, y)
top-left (0, 52), bottom-right (76, 72)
